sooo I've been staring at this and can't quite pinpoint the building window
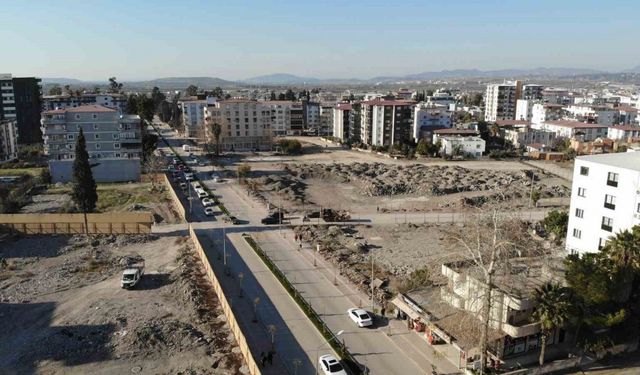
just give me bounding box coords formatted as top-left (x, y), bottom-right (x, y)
top-left (67, 134), bottom-right (74, 140)
top-left (601, 217), bottom-right (613, 232)
top-left (75, 114), bottom-right (80, 120)
top-left (94, 124), bottom-right (99, 130)
top-left (114, 143), bottom-right (120, 149)
top-left (604, 195), bottom-right (616, 210)
top-left (607, 172), bottom-right (619, 187)
top-left (580, 166), bottom-right (589, 176)
top-left (598, 238), bottom-right (606, 250)
top-left (96, 143), bottom-right (101, 149)
top-left (113, 133), bottom-right (119, 140)
top-left (92, 114), bottom-right (98, 119)
top-left (95, 134), bottom-right (100, 139)
top-left (575, 208), bottom-right (584, 218)
top-left (572, 228), bottom-right (582, 239)
top-left (637, 203), bottom-right (640, 213)
top-left (577, 187), bottom-right (586, 197)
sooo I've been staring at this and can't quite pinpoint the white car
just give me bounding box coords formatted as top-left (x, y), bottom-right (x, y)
top-left (347, 308), bottom-right (373, 327)
top-left (318, 355), bottom-right (347, 375)
top-left (204, 207), bottom-right (215, 216)
top-left (197, 190), bottom-right (209, 198)
top-left (202, 197), bottom-right (214, 207)
top-left (184, 172), bottom-right (194, 181)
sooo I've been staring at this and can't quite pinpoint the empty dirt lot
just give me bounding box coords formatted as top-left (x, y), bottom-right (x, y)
top-left (0, 234), bottom-right (243, 374)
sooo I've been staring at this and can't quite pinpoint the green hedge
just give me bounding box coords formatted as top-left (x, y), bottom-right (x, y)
top-left (242, 234), bottom-right (362, 374)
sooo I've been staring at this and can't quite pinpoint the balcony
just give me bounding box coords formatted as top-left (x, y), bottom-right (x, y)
top-left (606, 179), bottom-right (618, 187)
top-left (604, 202), bottom-right (616, 210)
top-left (502, 321), bottom-right (540, 338)
top-left (601, 224), bottom-right (613, 232)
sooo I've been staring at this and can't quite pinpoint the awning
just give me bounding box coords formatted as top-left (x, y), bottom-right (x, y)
top-left (390, 296), bottom-right (422, 320)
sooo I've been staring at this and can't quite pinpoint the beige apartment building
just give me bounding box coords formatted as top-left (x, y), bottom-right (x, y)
top-left (204, 99), bottom-right (273, 151)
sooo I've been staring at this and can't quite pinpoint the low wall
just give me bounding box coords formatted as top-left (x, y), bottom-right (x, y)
top-left (188, 227), bottom-right (261, 375)
top-left (0, 212), bottom-right (153, 234)
top-left (162, 173), bottom-right (186, 221)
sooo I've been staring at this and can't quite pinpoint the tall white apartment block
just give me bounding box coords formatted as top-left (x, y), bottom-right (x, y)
top-left (484, 81), bottom-right (522, 122)
top-left (204, 99), bottom-right (272, 151)
top-left (515, 99), bottom-right (535, 121)
top-left (178, 99), bottom-right (207, 138)
top-left (0, 119), bottom-right (18, 160)
top-left (566, 153), bottom-right (640, 255)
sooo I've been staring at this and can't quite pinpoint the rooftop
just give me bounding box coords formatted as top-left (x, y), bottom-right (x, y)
top-left (43, 104), bottom-right (117, 115)
top-left (433, 129), bottom-right (479, 135)
top-left (578, 152), bottom-right (640, 172)
top-left (495, 120), bottom-right (530, 127)
top-left (335, 103), bottom-right (352, 110)
top-left (544, 120), bottom-right (608, 129)
top-left (361, 99), bottom-right (416, 106)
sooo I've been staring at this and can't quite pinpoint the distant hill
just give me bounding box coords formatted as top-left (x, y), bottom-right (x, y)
top-left (625, 65), bottom-right (640, 73)
top-left (41, 77), bottom-right (99, 85)
top-left (242, 73), bottom-right (321, 85)
top-left (126, 76), bottom-right (237, 89)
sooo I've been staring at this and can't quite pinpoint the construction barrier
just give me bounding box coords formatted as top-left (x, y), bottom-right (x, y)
top-left (0, 212), bottom-right (154, 235)
top-left (189, 227), bottom-right (261, 375)
top-left (162, 173), bottom-right (187, 221)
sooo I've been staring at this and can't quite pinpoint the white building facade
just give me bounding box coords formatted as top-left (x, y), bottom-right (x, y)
top-left (0, 119), bottom-right (18, 160)
top-left (178, 99), bottom-right (208, 138)
top-left (533, 120), bottom-right (609, 141)
top-left (204, 99), bottom-right (272, 151)
top-left (412, 103), bottom-right (453, 142)
top-left (566, 153), bottom-right (640, 254)
top-left (485, 81), bottom-right (521, 122)
top-left (438, 136), bottom-right (485, 158)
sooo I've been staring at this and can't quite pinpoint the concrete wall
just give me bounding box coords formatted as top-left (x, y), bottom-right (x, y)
top-left (0, 212), bottom-right (153, 234)
top-left (162, 173), bottom-right (186, 221)
top-left (49, 158), bottom-right (140, 183)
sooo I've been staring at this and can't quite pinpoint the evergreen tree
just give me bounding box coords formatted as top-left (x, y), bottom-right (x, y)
top-left (72, 129), bottom-right (98, 233)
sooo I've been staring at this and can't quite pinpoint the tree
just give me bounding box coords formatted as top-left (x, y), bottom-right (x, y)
top-left (541, 210), bottom-right (568, 240)
top-left (416, 139), bottom-right (429, 155)
top-left (237, 163), bottom-right (251, 182)
top-left (278, 139), bottom-right (302, 155)
top-left (531, 190), bottom-right (541, 207)
top-left (93, 86), bottom-right (101, 94)
top-left (211, 122), bottom-right (222, 155)
top-left (185, 85), bottom-right (198, 96)
top-left (48, 86), bottom-right (62, 95)
top-left (270, 91), bottom-right (276, 101)
top-left (601, 227), bottom-right (640, 302)
top-left (211, 87), bottom-right (224, 99)
top-left (284, 89), bottom-right (296, 101)
top-left (72, 129), bottom-right (98, 234)
top-left (108, 77), bottom-right (123, 93)
top-left (150, 86), bottom-right (166, 111)
top-left (531, 283), bottom-right (572, 366)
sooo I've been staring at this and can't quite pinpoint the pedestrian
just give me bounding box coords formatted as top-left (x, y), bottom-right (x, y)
top-left (377, 206), bottom-right (379, 212)
top-left (267, 349), bottom-right (275, 365)
top-left (381, 307), bottom-right (386, 317)
top-left (299, 242), bottom-right (302, 251)
top-left (260, 352), bottom-right (266, 367)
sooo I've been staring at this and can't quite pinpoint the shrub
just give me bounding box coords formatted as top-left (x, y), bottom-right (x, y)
top-left (277, 139), bottom-right (302, 155)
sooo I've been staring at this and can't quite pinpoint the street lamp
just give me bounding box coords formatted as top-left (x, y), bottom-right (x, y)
top-left (223, 226), bottom-right (229, 275)
top-left (315, 330), bottom-right (344, 375)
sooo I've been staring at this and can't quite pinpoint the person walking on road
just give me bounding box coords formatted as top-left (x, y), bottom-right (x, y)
top-left (260, 352), bottom-right (267, 367)
top-left (267, 350), bottom-right (275, 365)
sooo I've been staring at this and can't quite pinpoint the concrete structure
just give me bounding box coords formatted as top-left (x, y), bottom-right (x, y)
top-left (531, 103), bottom-right (564, 125)
top-left (521, 84), bottom-right (544, 100)
top-left (394, 88), bottom-right (415, 100)
top-left (504, 127), bottom-right (556, 148)
top-left (0, 120), bottom-right (18, 160)
top-left (412, 103), bottom-right (453, 142)
top-left (348, 103), bottom-right (362, 142)
top-left (607, 125), bottom-right (640, 141)
top-left (204, 99), bottom-right (272, 151)
top-left (563, 104), bottom-right (616, 126)
top-left (178, 98), bottom-right (208, 138)
top-left (360, 99), bottom-right (415, 146)
top-left (42, 93), bottom-right (126, 113)
top-left (427, 90), bottom-right (456, 107)
top-left (566, 152), bottom-right (640, 254)
top-left (484, 81), bottom-right (522, 122)
top-left (515, 99), bottom-right (535, 121)
top-left (0, 74), bottom-right (42, 144)
top-left (265, 101), bottom-right (294, 136)
top-left (438, 136), bottom-right (485, 158)
top-left (319, 103), bottom-right (334, 136)
top-left (615, 105), bottom-right (638, 125)
top-left (41, 105), bottom-right (141, 183)
top-left (303, 101), bottom-right (320, 131)
top-left (534, 120), bottom-right (609, 141)
top-left (332, 103), bottom-right (352, 141)
top-left (542, 88), bottom-right (570, 105)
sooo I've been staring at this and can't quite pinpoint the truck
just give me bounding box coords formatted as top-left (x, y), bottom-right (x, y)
top-left (121, 257), bottom-right (145, 289)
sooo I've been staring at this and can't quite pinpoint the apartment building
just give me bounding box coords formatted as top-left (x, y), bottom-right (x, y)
top-left (521, 84), bottom-right (544, 100)
top-left (566, 152), bottom-right (640, 254)
top-left (531, 103), bottom-right (564, 125)
top-left (303, 101), bottom-right (320, 131)
top-left (178, 98), bottom-right (208, 138)
top-left (348, 103), bottom-right (362, 142)
top-left (360, 99), bottom-right (415, 146)
top-left (204, 99), bottom-right (272, 151)
top-left (533, 120), bottom-right (609, 141)
top-left (615, 105), bottom-right (638, 125)
top-left (0, 120), bottom-right (18, 160)
top-left (41, 105), bottom-right (141, 183)
top-left (504, 127), bottom-right (556, 148)
top-left (607, 125), bottom-right (640, 141)
top-left (563, 104), bottom-right (616, 126)
top-left (484, 81), bottom-right (522, 122)
top-left (0, 74), bottom-right (42, 144)
top-left (266, 101), bottom-right (293, 136)
top-left (438, 136), bottom-right (485, 158)
top-left (319, 103), bottom-right (334, 136)
top-left (412, 103), bottom-right (453, 142)
top-left (332, 103), bottom-right (352, 141)
top-left (42, 93), bottom-right (126, 113)
top-left (515, 99), bottom-right (535, 121)
top-left (542, 88), bottom-right (570, 105)
top-left (427, 90), bottom-right (456, 107)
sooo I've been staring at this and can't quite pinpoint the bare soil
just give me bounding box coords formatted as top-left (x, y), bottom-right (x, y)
top-left (0, 234), bottom-right (243, 374)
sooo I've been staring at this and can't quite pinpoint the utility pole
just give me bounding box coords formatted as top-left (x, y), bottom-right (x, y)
top-left (528, 170), bottom-right (535, 207)
top-left (371, 253), bottom-right (375, 312)
top-left (223, 226), bottom-right (228, 275)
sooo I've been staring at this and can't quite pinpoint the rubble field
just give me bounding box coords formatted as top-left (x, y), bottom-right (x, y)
top-left (247, 162), bottom-right (570, 213)
top-left (0, 234), bottom-right (244, 374)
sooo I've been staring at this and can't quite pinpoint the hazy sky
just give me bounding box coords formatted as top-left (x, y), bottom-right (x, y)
top-left (2, 0), bottom-right (638, 81)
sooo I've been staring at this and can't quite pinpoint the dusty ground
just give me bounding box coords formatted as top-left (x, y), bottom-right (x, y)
top-left (21, 180), bottom-right (181, 224)
top-left (245, 161), bottom-right (570, 214)
top-left (0, 234), bottom-right (243, 374)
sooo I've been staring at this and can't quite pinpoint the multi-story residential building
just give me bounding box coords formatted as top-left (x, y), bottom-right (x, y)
top-left (533, 120), bottom-right (609, 141)
top-left (41, 105), bottom-right (141, 183)
top-left (303, 101), bottom-right (320, 131)
top-left (290, 103), bottom-right (304, 135)
top-left (521, 84), bottom-right (544, 100)
top-left (607, 125), bottom-right (640, 141)
top-left (531, 103), bottom-right (563, 125)
top-left (504, 127), bottom-right (556, 148)
top-left (332, 103), bottom-right (352, 141)
top-left (515, 99), bottom-right (535, 121)
top-left (265, 101), bottom-right (294, 136)
top-left (319, 103), bottom-right (335, 136)
top-left (42, 93), bottom-right (127, 113)
top-left (178, 98), bottom-right (208, 138)
top-left (438, 136), bottom-right (485, 158)
top-left (484, 81), bottom-right (522, 122)
top-left (348, 103), bottom-right (362, 143)
top-left (0, 74), bottom-right (42, 144)
top-left (566, 152), bottom-right (640, 254)
top-left (542, 88), bottom-right (570, 105)
top-left (204, 99), bottom-right (272, 151)
top-left (360, 99), bottom-right (415, 147)
top-left (614, 105), bottom-right (638, 125)
top-left (412, 103), bottom-right (453, 142)
top-left (563, 104), bottom-right (616, 126)
top-left (0, 120), bottom-right (18, 160)
top-left (427, 90), bottom-right (456, 107)
top-left (394, 88), bottom-right (415, 100)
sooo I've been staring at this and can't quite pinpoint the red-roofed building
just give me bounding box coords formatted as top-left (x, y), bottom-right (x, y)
top-left (608, 125), bottom-right (640, 141)
top-left (534, 120), bottom-right (609, 141)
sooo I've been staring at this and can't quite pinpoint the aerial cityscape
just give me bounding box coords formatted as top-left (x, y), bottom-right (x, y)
top-left (1, 1), bottom-right (640, 375)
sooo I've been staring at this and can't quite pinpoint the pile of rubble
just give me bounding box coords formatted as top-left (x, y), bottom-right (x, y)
top-left (252, 175), bottom-right (307, 202)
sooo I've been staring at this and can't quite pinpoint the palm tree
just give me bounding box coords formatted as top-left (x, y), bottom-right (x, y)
top-left (602, 228), bottom-right (640, 302)
top-left (531, 282), bottom-right (572, 366)
top-left (211, 122), bottom-right (222, 156)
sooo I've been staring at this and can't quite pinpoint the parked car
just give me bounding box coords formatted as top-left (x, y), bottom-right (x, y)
top-left (347, 308), bottom-right (373, 327)
top-left (202, 197), bottom-right (214, 207)
top-left (223, 215), bottom-right (240, 225)
top-left (184, 172), bottom-right (194, 181)
top-left (318, 355), bottom-right (347, 375)
top-left (204, 207), bottom-right (215, 216)
top-left (197, 190), bottom-right (209, 198)
top-left (261, 211), bottom-right (284, 225)
top-left (179, 182), bottom-right (187, 190)
top-left (121, 259), bottom-right (145, 289)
